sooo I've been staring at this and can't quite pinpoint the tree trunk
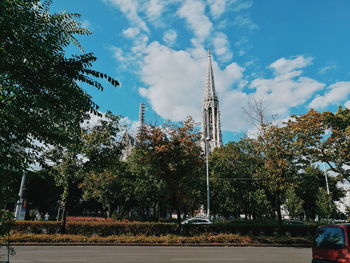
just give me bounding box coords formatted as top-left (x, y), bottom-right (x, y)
top-left (276, 194), bottom-right (282, 227)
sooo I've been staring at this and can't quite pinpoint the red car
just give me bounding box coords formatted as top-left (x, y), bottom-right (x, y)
top-left (312, 224), bottom-right (350, 263)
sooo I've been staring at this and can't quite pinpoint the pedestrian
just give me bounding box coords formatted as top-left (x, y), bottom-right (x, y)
top-left (44, 212), bottom-right (49, 221)
top-left (35, 212), bottom-right (41, 221)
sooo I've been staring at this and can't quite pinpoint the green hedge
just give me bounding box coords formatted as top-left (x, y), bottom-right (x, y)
top-left (13, 221), bottom-right (317, 237)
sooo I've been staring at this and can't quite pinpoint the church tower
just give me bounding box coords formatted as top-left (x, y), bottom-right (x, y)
top-left (202, 50), bottom-right (222, 153)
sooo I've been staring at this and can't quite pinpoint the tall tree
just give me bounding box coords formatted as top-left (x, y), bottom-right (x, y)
top-left (79, 112), bottom-right (124, 218)
top-left (131, 117), bottom-right (204, 225)
top-left (253, 124), bottom-right (304, 226)
top-left (209, 139), bottom-right (261, 219)
top-left (288, 107), bottom-right (350, 182)
top-left (0, 0), bottom-right (119, 197)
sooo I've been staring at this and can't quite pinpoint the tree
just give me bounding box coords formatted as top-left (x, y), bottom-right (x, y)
top-left (0, 0), bottom-right (119, 199)
top-left (293, 166), bottom-right (344, 220)
top-left (288, 107), bottom-right (350, 183)
top-left (79, 112), bottom-right (124, 218)
top-left (1, 0), bottom-right (120, 233)
top-left (284, 188), bottom-right (304, 219)
top-left (131, 117), bottom-right (204, 225)
top-left (252, 124), bottom-right (304, 226)
top-left (209, 139), bottom-right (262, 219)
top-left (44, 143), bottom-right (83, 233)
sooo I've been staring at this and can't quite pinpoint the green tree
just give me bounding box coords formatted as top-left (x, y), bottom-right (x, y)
top-left (44, 143), bottom-right (83, 233)
top-left (253, 124), bottom-right (304, 226)
top-left (0, 0), bottom-right (119, 206)
top-left (131, 117), bottom-right (204, 225)
top-left (316, 188), bottom-right (333, 220)
top-left (79, 112), bottom-right (124, 218)
top-left (284, 188), bottom-right (303, 219)
top-left (294, 166), bottom-right (344, 220)
top-left (210, 139), bottom-right (261, 219)
top-left (288, 107), bottom-right (350, 183)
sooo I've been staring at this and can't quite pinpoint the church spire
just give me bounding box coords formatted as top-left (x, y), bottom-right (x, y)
top-left (202, 50), bottom-right (222, 153)
top-left (205, 49), bottom-right (217, 100)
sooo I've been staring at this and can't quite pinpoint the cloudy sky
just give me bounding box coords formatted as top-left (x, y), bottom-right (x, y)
top-left (53, 0), bottom-right (350, 142)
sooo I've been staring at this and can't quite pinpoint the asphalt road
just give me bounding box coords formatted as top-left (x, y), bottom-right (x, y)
top-left (9, 246), bottom-right (311, 263)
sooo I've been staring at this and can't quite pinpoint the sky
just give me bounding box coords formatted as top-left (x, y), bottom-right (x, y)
top-left (52, 0), bottom-right (350, 142)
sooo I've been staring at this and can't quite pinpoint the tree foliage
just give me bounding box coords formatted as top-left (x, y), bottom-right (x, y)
top-left (129, 117), bottom-right (204, 225)
top-left (0, 0), bottom-right (119, 175)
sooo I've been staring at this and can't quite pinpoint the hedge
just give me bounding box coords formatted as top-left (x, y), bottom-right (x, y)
top-left (13, 221), bottom-right (318, 237)
top-left (8, 233), bottom-right (312, 245)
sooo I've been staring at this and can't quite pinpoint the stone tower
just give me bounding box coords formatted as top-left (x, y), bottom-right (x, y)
top-left (202, 50), bottom-right (222, 153)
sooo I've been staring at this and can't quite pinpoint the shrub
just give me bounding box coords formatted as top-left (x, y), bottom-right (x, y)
top-left (66, 217), bottom-right (115, 222)
top-left (8, 233), bottom-right (312, 245)
top-left (13, 221), bottom-right (317, 237)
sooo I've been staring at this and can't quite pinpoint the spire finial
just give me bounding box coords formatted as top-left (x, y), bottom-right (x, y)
top-left (208, 49), bottom-right (212, 57)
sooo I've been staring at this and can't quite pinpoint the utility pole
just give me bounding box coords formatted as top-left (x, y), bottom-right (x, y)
top-left (205, 137), bottom-right (210, 218)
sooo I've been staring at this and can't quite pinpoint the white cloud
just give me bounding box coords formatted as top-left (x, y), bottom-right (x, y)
top-left (212, 32), bottom-right (233, 62)
top-left (81, 112), bottom-right (109, 129)
top-left (345, 101), bottom-right (350, 109)
top-left (146, 0), bottom-right (165, 21)
top-left (120, 117), bottom-right (141, 135)
top-left (207, 0), bottom-right (228, 19)
top-left (163, 29), bottom-right (177, 45)
top-left (231, 0), bottom-right (253, 12)
top-left (233, 15), bottom-right (259, 31)
top-left (309, 82), bottom-right (350, 109)
top-left (110, 46), bottom-right (127, 62)
top-left (177, 0), bottom-right (213, 43)
top-left (123, 27), bottom-right (140, 38)
top-left (249, 56), bottom-right (324, 117)
top-left (207, 0), bottom-right (253, 18)
top-left (103, 0), bottom-right (149, 32)
top-left (139, 42), bottom-right (245, 131)
top-left (318, 65), bottom-right (336, 75)
top-left (269, 56), bottom-right (313, 75)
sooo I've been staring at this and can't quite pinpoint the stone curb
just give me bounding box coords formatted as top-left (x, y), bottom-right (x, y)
top-left (10, 242), bottom-right (311, 248)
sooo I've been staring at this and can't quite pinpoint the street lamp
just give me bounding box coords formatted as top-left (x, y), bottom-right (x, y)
top-left (15, 171), bottom-right (27, 220)
top-left (205, 137), bottom-right (210, 218)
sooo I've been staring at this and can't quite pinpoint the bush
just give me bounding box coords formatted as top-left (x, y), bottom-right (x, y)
top-left (13, 221), bottom-right (317, 237)
top-left (66, 217), bottom-right (115, 222)
top-left (8, 233), bottom-right (312, 245)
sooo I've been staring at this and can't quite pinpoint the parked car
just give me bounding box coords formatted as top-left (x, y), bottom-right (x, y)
top-left (181, 218), bottom-right (212, 225)
top-left (312, 224), bottom-right (350, 263)
top-left (283, 219), bottom-right (304, 225)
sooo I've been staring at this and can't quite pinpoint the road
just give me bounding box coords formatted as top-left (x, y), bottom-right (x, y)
top-left (9, 246), bottom-right (311, 263)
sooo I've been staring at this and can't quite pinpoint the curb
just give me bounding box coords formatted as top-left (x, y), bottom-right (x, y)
top-left (10, 242), bottom-right (311, 248)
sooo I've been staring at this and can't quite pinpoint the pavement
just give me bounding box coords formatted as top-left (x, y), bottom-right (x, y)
top-left (9, 246), bottom-right (312, 263)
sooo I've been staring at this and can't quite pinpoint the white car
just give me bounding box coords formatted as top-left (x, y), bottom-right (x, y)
top-left (181, 218), bottom-right (213, 225)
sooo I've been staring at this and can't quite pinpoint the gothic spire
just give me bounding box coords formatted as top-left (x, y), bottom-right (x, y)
top-left (205, 49), bottom-right (217, 100)
top-left (202, 50), bottom-right (222, 153)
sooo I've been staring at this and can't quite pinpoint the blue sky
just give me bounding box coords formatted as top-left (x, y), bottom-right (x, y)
top-left (52, 0), bottom-right (350, 142)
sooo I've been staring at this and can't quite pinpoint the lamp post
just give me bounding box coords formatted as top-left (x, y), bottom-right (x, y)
top-left (15, 171), bottom-right (26, 220)
top-left (205, 137), bottom-right (210, 218)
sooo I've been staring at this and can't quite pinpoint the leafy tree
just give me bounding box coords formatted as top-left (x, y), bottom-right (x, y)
top-left (294, 166), bottom-right (344, 220)
top-left (126, 149), bottom-right (166, 220)
top-left (131, 117), bottom-right (204, 225)
top-left (316, 188), bottom-right (333, 220)
top-left (79, 112), bottom-right (124, 218)
top-left (284, 188), bottom-right (304, 219)
top-left (209, 139), bottom-right (261, 219)
top-left (288, 107), bottom-right (350, 182)
top-left (0, 0), bottom-right (119, 206)
top-left (44, 143), bottom-right (83, 233)
top-left (252, 124), bottom-right (304, 226)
